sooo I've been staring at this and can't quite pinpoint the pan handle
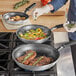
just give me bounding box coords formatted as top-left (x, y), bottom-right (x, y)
top-left (24, 3), bottom-right (36, 13)
top-left (56, 41), bottom-right (76, 51)
top-left (50, 24), bottom-right (63, 31)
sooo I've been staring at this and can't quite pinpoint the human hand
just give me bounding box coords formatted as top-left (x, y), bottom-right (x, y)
top-left (63, 21), bottom-right (76, 32)
top-left (32, 5), bottom-right (51, 20)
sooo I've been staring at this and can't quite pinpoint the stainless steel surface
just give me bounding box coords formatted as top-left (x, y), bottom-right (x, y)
top-left (16, 25), bottom-right (52, 44)
top-left (12, 44), bottom-right (59, 71)
top-left (56, 45), bottom-right (75, 76)
top-left (3, 3), bottom-right (36, 25)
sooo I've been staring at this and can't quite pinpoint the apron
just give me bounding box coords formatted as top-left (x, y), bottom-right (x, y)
top-left (68, 0), bottom-right (76, 22)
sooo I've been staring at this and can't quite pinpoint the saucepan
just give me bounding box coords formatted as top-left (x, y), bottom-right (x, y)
top-left (16, 24), bottom-right (63, 43)
top-left (12, 41), bottom-right (76, 71)
top-left (3, 3), bottom-right (36, 25)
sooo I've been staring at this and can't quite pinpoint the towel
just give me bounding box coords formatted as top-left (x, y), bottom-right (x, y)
top-left (53, 32), bottom-right (69, 44)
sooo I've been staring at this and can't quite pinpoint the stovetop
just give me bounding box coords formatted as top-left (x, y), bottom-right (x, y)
top-left (71, 44), bottom-right (76, 74)
top-left (0, 32), bottom-right (57, 76)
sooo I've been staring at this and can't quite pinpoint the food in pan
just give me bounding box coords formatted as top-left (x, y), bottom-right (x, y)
top-left (8, 16), bottom-right (26, 21)
top-left (19, 28), bottom-right (47, 40)
top-left (29, 56), bottom-right (53, 66)
top-left (16, 50), bottom-right (53, 66)
top-left (16, 50), bottom-right (36, 65)
top-left (66, 23), bottom-right (75, 28)
top-left (14, 0), bottom-right (29, 9)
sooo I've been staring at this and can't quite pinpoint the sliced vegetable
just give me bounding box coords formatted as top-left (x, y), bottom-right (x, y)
top-left (36, 28), bottom-right (42, 32)
top-left (32, 56), bottom-right (44, 66)
top-left (14, 0), bottom-right (29, 9)
top-left (19, 32), bottom-right (23, 37)
top-left (30, 29), bottom-right (35, 33)
top-left (19, 28), bottom-right (47, 40)
top-left (67, 24), bottom-right (75, 28)
top-left (22, 52), bottom-right (33, 63)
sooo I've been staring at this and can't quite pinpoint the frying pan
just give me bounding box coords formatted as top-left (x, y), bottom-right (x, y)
top-left (16, 24), bottom-right (63, 43)
top-left (3, 3), bottom-right (36, 25)
top-left (12, 41), bottom-right (76, 71)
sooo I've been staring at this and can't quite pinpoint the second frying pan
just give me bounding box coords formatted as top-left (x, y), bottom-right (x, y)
top-left (3, 3), bottom-right (36, 25)
top-left (16, 24), bottom-right (63, 43)
top-left (12, 41), bottom-right (76, 71)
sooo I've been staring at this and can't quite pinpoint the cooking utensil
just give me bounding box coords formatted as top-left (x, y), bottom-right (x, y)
top-left (16, 24), bottom-right (63, 43)
top-left (3, 3), bottom-right (36, 25)
top-left (12, 41), bottom-right (76, 71)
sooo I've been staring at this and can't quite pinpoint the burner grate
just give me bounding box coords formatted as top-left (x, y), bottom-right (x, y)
top-left (0, 52), bottom-right (10, 59)
top-left (0, 60), bottom-right (8, 71)
top-left (0, 33), bottom-right (11, 39)
top-left (0, 32), bottom-right (57, 76)
top-left (0, 71), bottom-right (8, 76)
top-left (11, 73), bottom-right (33, 76)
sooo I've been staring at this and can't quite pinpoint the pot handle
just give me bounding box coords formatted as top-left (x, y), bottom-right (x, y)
top-left (50, 24), bottom-right (63, 31)
top-left (56, 41), bottom-right (76, 51)
top-left (24, 3), bottom-right (36, 13)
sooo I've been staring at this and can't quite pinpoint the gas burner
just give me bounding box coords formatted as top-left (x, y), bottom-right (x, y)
top-left (0, 72), bottom-right (8, 76)
top-left (12, 62), bottom-right (33, 73)
top-left (0, 43), bottom-right (8, 49)
top-left (0, 61), bottom-right (7, 71)
top-left (0, 33), bottom-right (10, 39)
top-left (12, 61), bottom-right (56, 72)
top-left (0, 33), bottom-right (12, 42)
top-left (0, 52), bottom-right (10, 71)
top-left (0, 52), bottom-right (9, 59)
top-left (0, 32), bottom-right (56, 76)
top-left (10, 62), bottom-right (57, 76)
top-left (0, 33), bottom-right (12, 49)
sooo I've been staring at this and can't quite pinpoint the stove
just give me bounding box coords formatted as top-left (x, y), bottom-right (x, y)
top-left (0, 32), bottom-right (57, 76)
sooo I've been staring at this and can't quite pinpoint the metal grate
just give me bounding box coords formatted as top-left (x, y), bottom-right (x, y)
top-left (0, 32), bottom-right (57, 76)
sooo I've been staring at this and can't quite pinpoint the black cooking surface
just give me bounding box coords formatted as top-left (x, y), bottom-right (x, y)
top-left (71, 44), bottom-right (76, 75)
top-left (0, 32), bottom-right (57, 76)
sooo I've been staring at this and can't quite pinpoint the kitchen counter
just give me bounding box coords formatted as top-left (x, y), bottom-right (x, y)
top-left (0, 14), bottom-right (67, 32)
top-left (0, 0), bottom-right (69, 32)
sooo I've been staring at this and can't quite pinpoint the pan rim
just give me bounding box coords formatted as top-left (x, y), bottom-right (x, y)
top-left (16, 24), bottom-right (52, 42)
top-left (3, 12), bottom-right (29, 25)
top-left (12, 44), bottom-right (60, 69)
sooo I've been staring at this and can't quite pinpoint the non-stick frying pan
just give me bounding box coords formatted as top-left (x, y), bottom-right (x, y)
top-left (3, 3), bottom-right (36, 25)
top-left (16, 24), bottom-right (63, 43)
top-left (12, 41), bottom-right (76, 71)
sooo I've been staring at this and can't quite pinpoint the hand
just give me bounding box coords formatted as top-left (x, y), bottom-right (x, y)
top-left (32, 8), bottom-right (44, 20)
top-left (32, 5), bottom-right (52, 20)
top-left (63, 21), bottom-right (76, 32)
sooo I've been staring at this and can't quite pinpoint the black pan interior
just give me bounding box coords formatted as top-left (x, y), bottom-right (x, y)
top-left (13, 44), bottom-right (60, 63)
top-left (17, 25), bottom-right (51, 37)
top-left (4, 12), bottom-right (29, 20)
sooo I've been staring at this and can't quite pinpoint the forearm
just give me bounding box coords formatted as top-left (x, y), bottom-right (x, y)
top-left (32, 0), bottom-right (68, 19)
top-left (48, 0), bottom-right (68, 12)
